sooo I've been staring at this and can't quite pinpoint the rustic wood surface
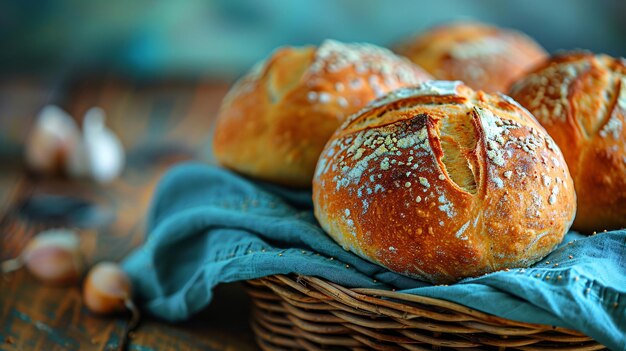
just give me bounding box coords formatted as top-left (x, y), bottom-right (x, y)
top-left (0, 77), bottom-right (258, 351)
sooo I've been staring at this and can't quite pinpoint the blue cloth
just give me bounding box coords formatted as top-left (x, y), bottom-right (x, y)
top-left (123, 163), bottom-right (626, 350)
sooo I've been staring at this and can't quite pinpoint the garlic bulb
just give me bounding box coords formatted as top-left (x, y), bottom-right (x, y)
top-left (25, 106), bottom-right (81, 173)
top-left (1, 228), bottom-right (84, 285)
top-left (67, 107), bottom-right (125, 183)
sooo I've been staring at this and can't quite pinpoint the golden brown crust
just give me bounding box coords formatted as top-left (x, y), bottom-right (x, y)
top-left (510, 52), bottom-right (626, 232)
top-left (213, 40), bottom-right (432, 187)
top-left (313, 81), bottom-right (576, 284)
top-left (396, 22), bottom-right (547, 93)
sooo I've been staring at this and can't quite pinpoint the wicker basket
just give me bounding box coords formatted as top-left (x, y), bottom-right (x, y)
top-left (245, 275), bottom-right (606, 350)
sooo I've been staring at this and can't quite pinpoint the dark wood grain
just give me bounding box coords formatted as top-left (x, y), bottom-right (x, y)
top-left (0, 77), bottom-right (258, 351)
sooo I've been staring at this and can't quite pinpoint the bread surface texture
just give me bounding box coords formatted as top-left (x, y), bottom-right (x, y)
top-left (313, 81), bottom-right (576, 284)
top-left (397, 22), bottom-right (547, 93)
top-left (213, 40), bottom-right (432, 187)
top-left (510, 52), bottom-right (626, 232)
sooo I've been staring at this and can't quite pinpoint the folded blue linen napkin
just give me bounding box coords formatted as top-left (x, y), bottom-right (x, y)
top-left (122, 163), bottom-right (626, 350)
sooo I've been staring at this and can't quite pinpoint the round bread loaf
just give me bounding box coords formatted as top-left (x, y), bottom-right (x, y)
top-left (313, 81), bottom-right (576, 284)
top-left (396, 22), bottom-right (547, 93)
top-left (510, 52), bottom-right (626, 232)
top-left (213, 40), bottom-right (432, 187)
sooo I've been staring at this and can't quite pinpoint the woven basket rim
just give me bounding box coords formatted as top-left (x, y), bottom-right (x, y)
top-left (245, 274), bottom-right (606, 350)
top-left (262, 274), bottom-right (582, 333)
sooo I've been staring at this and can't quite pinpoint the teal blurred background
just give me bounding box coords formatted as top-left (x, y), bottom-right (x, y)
top-left (0, 0), bottom-right (624, 161)
top-left (1, 0), bottom-right (625, 81)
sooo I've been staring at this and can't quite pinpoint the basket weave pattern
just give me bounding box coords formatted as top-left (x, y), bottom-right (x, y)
top-left (246, 275), bottom-right (606, 350)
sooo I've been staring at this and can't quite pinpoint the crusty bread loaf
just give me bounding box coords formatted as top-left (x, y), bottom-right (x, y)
top-left (396, 22), bottom-right (547, 93)
top-left (213, 40), bottom-right (432, 187)
top-left (510, 52), bottom-right (626, 233)
top-left (313, 81), bottom-right (576, 284)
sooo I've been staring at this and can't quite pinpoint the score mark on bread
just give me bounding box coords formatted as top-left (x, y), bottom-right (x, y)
top-left (510, 52), bottom-right (626, 232)
top-left (313, 81), bottom-right (576, 284)
top-left (213, 40), bottom-right (431, 187)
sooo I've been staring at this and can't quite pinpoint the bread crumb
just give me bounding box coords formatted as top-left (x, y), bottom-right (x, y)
top-left (380, 158), bottom-right (390, 170)
top-left (319, 92), bottom-right (332, 104)
top-left (493, 177), bottom-right (504, 188)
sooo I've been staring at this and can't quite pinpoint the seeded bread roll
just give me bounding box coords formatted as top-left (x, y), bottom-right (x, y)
top-left (213, 40), bottom-right (432, 187)
top-left (396, 22), bottom-right (547, 93)
top-left (313, 81), bottom-right (576, 284)
top-left (510, 52), bottom-right (626, 232)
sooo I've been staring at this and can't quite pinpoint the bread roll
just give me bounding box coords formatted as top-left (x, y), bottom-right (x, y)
top-left (396, 22), bottom-right (547, 93)
top-left (313, 81), bottom-right (576, 284)
top-left (213, 40), bottom-right (432, 187)
top-left (510, 52), bottom-right (626, 232)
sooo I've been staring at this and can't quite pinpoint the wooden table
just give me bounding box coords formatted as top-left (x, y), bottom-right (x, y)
top-left (0, 77), bottom-right (258, 350)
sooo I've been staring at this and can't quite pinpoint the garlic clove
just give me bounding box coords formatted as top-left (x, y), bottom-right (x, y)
top-left (83, 262), bottom-right (132, 314)
top-left (69, 107), bottom-right (125, 183)
top-left (25, 105), bottom-right (81, 174)
top-left (83, 261), bottom-right (140, 349)
top-left (25, 245), bottom-right (81, 285)
top-left (23, 229), bottom-right (84, 285)
top-left (2, 228), bottom-right (85, 285)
